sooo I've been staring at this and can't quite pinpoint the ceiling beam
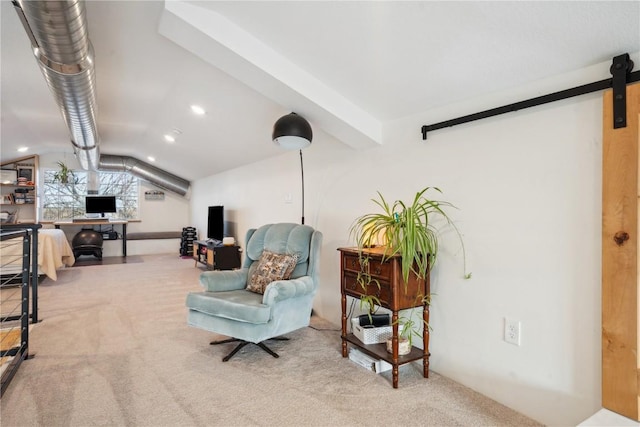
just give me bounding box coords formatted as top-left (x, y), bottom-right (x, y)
top-left (158, 0), bottom-right (382, 149)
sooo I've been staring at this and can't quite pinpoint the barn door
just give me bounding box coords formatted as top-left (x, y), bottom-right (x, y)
top-left (602, 81), bottom-right (640, 421)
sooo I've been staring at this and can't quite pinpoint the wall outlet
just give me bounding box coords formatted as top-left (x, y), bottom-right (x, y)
top-left (284, 192), bottom-right (293, 204)
top-left (504, 318), bottom-right (521, 346)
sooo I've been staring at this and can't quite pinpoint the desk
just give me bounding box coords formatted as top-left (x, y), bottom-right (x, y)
top-left (54, 220), bottom-right (128, 256)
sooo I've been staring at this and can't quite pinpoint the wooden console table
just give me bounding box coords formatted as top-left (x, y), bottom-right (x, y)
top-left (338, 247), bottom-right (430, 388)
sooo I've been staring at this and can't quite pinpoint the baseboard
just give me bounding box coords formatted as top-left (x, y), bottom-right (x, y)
top-left (578, 408), bottom-right (639, 426)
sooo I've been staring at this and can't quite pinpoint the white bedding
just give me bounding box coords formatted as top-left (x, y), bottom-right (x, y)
top-left (0, 228), bottom-right (75, 280)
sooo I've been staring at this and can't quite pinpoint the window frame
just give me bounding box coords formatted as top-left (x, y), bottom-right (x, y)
top-left (41, 169), bottom-right (139, 220)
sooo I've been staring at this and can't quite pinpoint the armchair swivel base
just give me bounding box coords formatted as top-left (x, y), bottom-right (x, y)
top-left (186, 223), bottom-right (323, 363)
top-left (210, 336), bottom-right (290, 361)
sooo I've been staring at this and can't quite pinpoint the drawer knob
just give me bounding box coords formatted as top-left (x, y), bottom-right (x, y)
top-left (374, 267), bottom-right (382, 275)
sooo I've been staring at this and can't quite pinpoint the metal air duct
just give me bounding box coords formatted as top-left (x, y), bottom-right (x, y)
top-left (13, 0), bottom-right (99, 170)
top-left (99, 155), bottom-right (191, 197)
top-left (14, 1), bottom-right (191, 196)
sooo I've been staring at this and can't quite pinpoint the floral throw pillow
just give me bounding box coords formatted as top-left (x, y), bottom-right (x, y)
top-left (246, 250), bottom-right (299, 294)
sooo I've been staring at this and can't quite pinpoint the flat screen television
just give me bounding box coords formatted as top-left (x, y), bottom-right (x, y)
top-left (85, 196), bottom-right (117, 217)
top-left (207, 206), bottom-right (224, 241)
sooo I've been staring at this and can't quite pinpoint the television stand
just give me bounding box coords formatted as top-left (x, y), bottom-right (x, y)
top-left (193, 240), bottom-right (241, 270)
top-left (206, 238), bottom-right (223, 247)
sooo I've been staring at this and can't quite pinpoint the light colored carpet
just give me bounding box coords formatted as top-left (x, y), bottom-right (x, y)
top-left (0, 254), bottom-right (541, 426)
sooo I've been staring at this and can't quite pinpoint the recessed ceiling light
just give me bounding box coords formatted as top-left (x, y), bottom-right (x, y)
top-left (147, 156), bottom-right (156, 162)
top-left (17, 146), bottom-right (28, 152)
top-left (164, 134), bottom-right (175, 143)
top-left (190, 105), bottom-right (206, 115)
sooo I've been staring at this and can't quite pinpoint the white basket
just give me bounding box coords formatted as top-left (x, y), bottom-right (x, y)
top-left (351, 318), bottom-right (392, 345)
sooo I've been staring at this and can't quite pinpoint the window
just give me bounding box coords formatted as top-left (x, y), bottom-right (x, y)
top-left (42, 170), bottom-right (138, 220)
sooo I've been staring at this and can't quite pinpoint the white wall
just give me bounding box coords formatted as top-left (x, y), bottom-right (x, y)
top-left (124, 180), bottom-right (191, 256)
top-left (188, 57), bottom-right (638, 426)
top-left (38, 153), bottom-right (191, 256)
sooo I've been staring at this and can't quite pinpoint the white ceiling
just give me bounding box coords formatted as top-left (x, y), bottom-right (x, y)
top-left (2, 1), bottom-right (639, 183)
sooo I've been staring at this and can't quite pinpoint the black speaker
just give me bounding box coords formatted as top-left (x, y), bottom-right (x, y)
top-left (357, 314), bottom-right (390, 327)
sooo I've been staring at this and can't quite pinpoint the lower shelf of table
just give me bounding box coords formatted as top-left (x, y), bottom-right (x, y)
top-left (343, 333), bottom-right (428, 365)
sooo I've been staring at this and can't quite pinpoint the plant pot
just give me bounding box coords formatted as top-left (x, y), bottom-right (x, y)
top-left (386, 337), bottom-right (411, 356)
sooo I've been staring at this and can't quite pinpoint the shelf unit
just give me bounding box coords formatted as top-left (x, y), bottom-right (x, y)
top-left (0, 155), bottom-right (39, 224)
top-left (338, 246), bottom-right (430, 389)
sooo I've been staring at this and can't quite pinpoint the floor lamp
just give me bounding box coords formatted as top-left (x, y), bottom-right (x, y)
top-left (272, 112), bottom-right (313, 225)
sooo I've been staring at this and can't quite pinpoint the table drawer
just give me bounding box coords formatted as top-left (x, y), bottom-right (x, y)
top-left (343, 273), bottom-right (391, 306)
top-left (342, 254), bottom-right (392, 280)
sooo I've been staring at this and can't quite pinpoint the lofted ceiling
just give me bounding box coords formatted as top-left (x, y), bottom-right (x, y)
top-left (1, 1), bottom-right (639, 183)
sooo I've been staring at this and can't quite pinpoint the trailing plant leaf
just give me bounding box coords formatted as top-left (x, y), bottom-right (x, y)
top-left (354, 255), bottom-right (383, 319)
top-left (393, 294), bottom-right (432, 346)
top-left (359, 294), bottom-right (381, 316)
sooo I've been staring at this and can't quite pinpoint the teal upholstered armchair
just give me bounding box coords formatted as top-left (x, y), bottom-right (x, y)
top-left (186, 223), bottom-right (322, 361)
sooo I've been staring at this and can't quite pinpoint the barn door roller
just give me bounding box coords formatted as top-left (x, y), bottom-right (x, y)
top-left (611, 53), bottom-right (634, 129)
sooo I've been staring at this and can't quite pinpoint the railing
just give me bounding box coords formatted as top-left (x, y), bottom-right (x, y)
top-left (0, 223), bottom-right (41, 323)
top-left (0, 227), bottom-right (34, 396)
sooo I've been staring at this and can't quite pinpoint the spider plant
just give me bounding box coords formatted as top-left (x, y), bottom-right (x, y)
top-left (349, 187), bottom-right (469, 347)
top-left (350, 187), bottom-right (469, 285)
top-left (53, 161), bottom-right (76, 184)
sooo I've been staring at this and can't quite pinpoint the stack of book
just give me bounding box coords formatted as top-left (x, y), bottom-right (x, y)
top-left (348, 348), bottom-right (392, 374)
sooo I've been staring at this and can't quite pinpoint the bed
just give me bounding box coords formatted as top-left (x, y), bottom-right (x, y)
top-left (0, 228), bottom-right (75, 281)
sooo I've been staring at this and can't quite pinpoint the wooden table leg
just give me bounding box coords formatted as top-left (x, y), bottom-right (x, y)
top-left (424, 277), bottom-right (431, 378)
top-left (341, 293), bottom-right (348, 357)
top-left (392, 310), bottom-right (399, 388)
top-left (423, 304), bottom-right (430, 378)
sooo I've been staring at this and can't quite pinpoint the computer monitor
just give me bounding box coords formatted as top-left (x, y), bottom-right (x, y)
top-left (85, 196), bottom-right (117, 217)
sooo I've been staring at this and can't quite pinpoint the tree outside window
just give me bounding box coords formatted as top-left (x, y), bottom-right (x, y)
top-left (42, 170), bottom-right (138, 220)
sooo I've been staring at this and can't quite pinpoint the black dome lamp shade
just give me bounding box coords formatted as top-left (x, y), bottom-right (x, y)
top-left (272, 112), bottom-right (313, 150)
